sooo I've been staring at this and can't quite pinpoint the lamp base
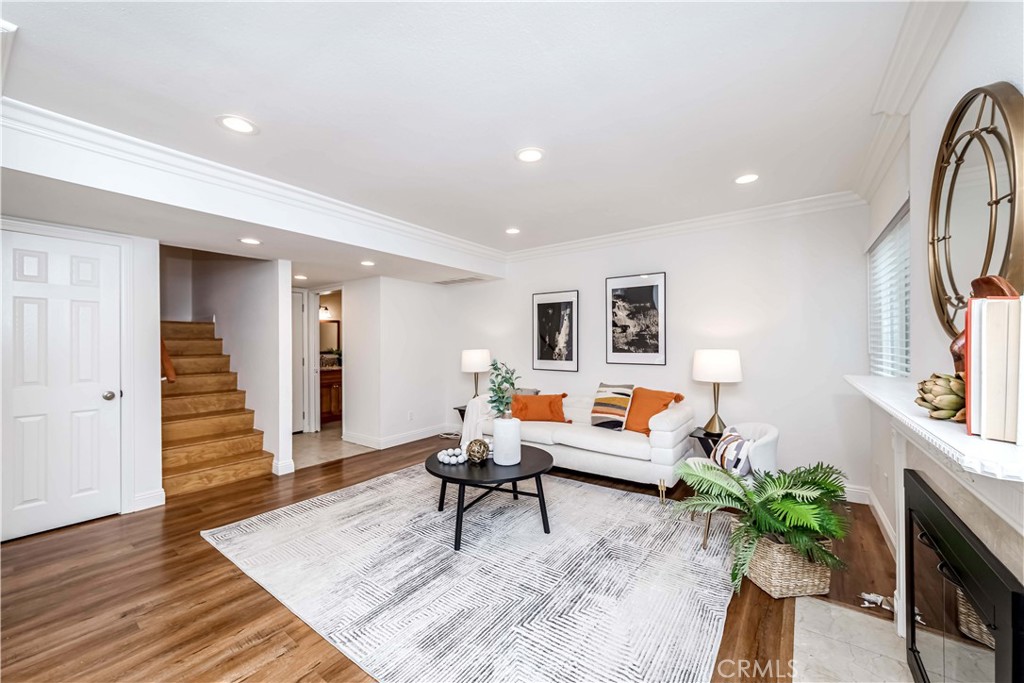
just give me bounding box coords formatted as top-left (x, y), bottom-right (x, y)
top-left (703, 413), bottom-right (727, 435)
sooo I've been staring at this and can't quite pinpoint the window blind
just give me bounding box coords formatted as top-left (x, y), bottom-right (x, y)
top-left (868, 203), bottom-right (911, 377)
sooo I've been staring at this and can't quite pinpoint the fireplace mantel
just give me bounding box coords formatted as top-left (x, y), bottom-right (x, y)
top-left (845, 375), bottom-right (1024, 482)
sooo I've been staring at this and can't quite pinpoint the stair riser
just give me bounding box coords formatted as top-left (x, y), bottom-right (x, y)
top-left (162, 373), bottom-right (237, 396)
top-left (163, 434), bottom-right (264, 468)
top-left (171, 356), bottom-right (231, 374)
top-left (161, 322), bottom-right (216, 340)
top-left (162, 413), bottom-right (254, 442)
top-left (162, 392), bottom-right (246, 418)
top-left (163, 454), bottom-right (273, 497)
top-left (164, 339), bottom-right (223, 356)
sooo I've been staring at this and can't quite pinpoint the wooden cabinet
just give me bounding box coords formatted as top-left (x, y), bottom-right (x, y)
top-left (320, 369), bottom-right (342, 424)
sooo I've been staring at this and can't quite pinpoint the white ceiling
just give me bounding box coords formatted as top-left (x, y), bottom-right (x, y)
top-left (1, 2), bottom-right (907, 251)
top-left (1, 169), bottom-right (480, 288)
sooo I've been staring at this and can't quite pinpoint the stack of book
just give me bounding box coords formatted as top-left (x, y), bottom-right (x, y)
top-left (965, 296), bottom-right (1024, 443)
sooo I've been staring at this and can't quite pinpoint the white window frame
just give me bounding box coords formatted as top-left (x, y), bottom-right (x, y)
top-left (868, 199), bottom-right (911, 378)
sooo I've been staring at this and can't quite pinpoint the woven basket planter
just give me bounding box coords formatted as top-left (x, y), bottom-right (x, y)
top-left (746, 535), bottom-right (833, 599)
top-left (955, 587), bottom-right (995, 649)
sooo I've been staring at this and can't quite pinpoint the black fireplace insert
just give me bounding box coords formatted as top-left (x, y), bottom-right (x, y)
top-left (905, 470), bottom-right (1023, 683)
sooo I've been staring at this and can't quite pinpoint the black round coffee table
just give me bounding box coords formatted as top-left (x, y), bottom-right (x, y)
top-left (425, 445), bottom-right (554, 550)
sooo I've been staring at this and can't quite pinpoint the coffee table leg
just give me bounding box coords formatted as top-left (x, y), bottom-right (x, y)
top-left (512, 480), bottom-right (519, 500)
top-left (438, 480), bottom-right (447, 511)
top-left (535, 475), bottom-right (550, 534)
top-left (454, 484), bottom-right (466, 551)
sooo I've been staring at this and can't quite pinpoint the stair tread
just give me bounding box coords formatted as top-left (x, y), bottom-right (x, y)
top-left (163, 390), bottom-right (244, 400)
top-left (164, 450), bottom-right (273, 478)
top-left (162, 428), bottom-right (264, 450)
top-left (162, 408), bottom-right (253, 424)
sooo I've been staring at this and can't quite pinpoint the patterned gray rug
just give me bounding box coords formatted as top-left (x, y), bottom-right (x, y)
top-left (202, 465), bottom-right (734, 683)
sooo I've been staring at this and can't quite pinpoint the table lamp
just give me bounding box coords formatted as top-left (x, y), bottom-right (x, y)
top-left (692, 349), bottom-right (742, 434)
top-left (461, 349), bottom-right (492, 397)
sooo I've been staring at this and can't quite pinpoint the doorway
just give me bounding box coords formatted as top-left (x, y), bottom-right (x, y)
top-left (292, 287), bottom-right (372, 468)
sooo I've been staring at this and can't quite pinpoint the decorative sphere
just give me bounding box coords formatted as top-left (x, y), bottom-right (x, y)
top-left (457, 454), bottom-right (467, 463)
top-left (466, 439), bottom-right (489, 463)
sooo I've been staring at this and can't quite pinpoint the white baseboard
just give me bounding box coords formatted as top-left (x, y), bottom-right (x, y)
top-left (380, 424), bottom-right (449, 450)
top-left (868, 487), bottom-right (898, 558)
top-left (273, 459), bottom-right (296, 476)
top-left (845, 484), bottom-right (871, 505)
top-left (132, 488), bottom-right (166, 511)
top-left (343, 431), bottom-right (382, 449)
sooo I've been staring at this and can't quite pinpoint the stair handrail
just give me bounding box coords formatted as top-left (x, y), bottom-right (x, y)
top-left (161, 337), bottom-right (177, 383)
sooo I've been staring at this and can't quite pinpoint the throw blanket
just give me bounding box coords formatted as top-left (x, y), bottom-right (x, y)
top-left (460, 395), bottom-right (496, 449)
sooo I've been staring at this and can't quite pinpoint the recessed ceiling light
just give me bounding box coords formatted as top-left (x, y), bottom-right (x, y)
top-left (361, 260), bottom-right (375, 267)
top-left (505, 227), bottom-right (521, 235)
top-left (734, 174), bottom-right (759, 185)
top-left (515, 147), bottom-right (544, 163)
top-left (238, 237), bottom-right (261, 245)
top-left (217, 115), bottom-right (259, 135)
top-left (293, 274), bottom-right (308, 280)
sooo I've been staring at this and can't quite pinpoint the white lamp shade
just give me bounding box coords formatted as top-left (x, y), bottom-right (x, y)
top-left (692, 349), bottom-right (742, 383)
top-left (461, 349), bottom-right (492, 373)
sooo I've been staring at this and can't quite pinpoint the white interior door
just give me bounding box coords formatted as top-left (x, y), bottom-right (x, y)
top-left (2, 230), bottom-right (122, 541)
top-left (291, 290), bottom-right (305, 433)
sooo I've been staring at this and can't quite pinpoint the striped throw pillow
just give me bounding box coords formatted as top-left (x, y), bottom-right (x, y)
top-left (710, 431), bottom-right (753, 476)
top-left (591, 383), bottom-right (635, 430)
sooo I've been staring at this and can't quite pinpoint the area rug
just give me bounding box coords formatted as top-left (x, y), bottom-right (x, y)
top-left (202, 466), bottom-right (735, 683)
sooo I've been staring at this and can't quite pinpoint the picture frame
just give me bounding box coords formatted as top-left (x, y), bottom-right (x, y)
top-left (606, 272), bottom-right (666, 365)
top-left (532, 290), bottom-right (579, 372)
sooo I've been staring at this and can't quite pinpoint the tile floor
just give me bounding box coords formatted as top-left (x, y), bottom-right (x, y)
top-left (292, 425), bottom-right (375, 469)
top-left (793, 598), bottom-right (911, 683)
top-left (792, 597), bottom-right (996, 683)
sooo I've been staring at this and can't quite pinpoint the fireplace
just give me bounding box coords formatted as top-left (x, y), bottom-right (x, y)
top-left (905, 470), bottom-right (1023, 682)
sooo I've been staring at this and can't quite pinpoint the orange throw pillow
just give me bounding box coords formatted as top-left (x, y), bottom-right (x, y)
top-left (624, 388), bottom-right (684, 435)
top-left (511, 393), bottom-right (570, 423)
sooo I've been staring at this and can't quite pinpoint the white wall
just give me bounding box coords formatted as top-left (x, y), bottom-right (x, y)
top-left (158, 245), bottom-right (193, 321)
top-left (866, 0), bottom-right (1024, 545)
top-left (443, 203), bottom-right (872, 488)
top-left (907, 1), bottom-right (1023, 377)
top-left (192, 253), bottom-right (293, 473)
top-left (380, 277), bottom-right (451, 445)
top-left (342, 277), bottom-right (382, 447)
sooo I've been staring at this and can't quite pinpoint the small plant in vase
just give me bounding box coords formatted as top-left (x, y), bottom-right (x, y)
top-left (488, 360), bottom-right (522, 465)
top-left (679, 460), bottom-right (849, 597)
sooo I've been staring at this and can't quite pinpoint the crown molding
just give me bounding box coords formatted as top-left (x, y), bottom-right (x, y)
top-left (505, 191), bottom-right (866, 263)
top-left (858, 2), bottom-right (964, 200)
top-left (0, 97), bottom-right (507, 267)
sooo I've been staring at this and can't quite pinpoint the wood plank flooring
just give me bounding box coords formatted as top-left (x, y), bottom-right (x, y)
top-left (1, 436), bottom-right (894, 682)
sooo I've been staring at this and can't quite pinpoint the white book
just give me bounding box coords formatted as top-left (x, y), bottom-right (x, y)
top-left (1005, 298), bottom-right (1021, 442)
top-left (1017, 296), bottom-right (1024, 445)
top-left (980, 300), bottom-right (1009, 441)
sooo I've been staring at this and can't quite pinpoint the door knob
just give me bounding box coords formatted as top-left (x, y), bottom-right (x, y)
top-left (102, 391), bottom-right (117, 401)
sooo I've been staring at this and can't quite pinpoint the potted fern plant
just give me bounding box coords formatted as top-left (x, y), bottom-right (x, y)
top-left (488, 359), bottom-right (522, 466)
top-left (678, 459), bottom-right (849, 598)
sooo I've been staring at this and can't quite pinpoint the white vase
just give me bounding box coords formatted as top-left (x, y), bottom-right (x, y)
top-left (492, 417), bottom-right (522, 466)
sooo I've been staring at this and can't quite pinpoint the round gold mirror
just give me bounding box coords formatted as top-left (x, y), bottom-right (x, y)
top-left (928, 81), bottom-right (1023, 338)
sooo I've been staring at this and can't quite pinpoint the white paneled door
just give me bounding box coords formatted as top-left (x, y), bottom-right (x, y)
top-left (2, 230), bottom-right (122, 541)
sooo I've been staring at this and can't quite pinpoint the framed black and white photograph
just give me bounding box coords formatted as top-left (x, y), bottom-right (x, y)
top-left (533, 290), bottom-right (578, 372)
top-left (606, 273), bottom-right (666, 365)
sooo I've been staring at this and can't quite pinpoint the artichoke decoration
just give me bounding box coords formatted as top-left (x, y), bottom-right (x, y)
top-left (915, 373), bottom-right (966, 422)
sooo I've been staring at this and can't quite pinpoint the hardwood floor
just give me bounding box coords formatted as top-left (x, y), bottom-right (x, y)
top-left (1, 437), bottom-right (894, 682)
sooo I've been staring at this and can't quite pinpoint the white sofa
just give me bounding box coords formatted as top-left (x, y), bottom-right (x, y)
top-left (479, 395), bottom-right (695, 488)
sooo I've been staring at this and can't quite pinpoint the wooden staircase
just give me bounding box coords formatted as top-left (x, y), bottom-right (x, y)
top-left (161, 321), bottom-right (273, 497)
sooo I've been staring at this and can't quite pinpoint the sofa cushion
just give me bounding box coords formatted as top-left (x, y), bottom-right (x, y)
top-left (562, 395), bottom-right (595, 425)
top-left (481, 419), bottom-right (567, 446)
top-left (554, 424), bottom-right (651, 461)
